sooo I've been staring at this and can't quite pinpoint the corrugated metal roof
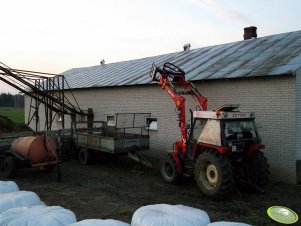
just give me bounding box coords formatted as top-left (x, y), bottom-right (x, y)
top-left (62, 30), bottom-right (301, 89)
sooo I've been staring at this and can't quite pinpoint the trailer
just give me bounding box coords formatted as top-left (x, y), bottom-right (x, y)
top-left (72, 113), bottom-right (152, 166)
top-left (0, 131), bottom-right (60, 179)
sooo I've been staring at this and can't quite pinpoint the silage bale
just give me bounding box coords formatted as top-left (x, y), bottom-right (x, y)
top-left (131, 204), bottom-right (210, 226)
top-left (0, 181), bottom-right (19, 193)
top-left (0, 205), bottom-right (77, 226)
top-left (69, 219), bottom-right (130, 226)
top-left (207, 222), bottom-right (252, 226)
top-left (0, 191), bottom-right (42, 213)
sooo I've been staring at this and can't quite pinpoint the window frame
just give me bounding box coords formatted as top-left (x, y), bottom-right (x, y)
top-left (145, 117), bottom-right (158, 131)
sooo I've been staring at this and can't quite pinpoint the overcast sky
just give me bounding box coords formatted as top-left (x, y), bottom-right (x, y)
top-left (0, 0), bottom-right (300, 93)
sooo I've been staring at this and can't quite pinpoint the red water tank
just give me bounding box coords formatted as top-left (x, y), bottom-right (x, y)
top-left (11, 135), bottom-right (57, 164)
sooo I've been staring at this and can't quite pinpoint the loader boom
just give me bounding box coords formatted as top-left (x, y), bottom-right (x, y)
top-left (150, 62), bottom-right (207, 153)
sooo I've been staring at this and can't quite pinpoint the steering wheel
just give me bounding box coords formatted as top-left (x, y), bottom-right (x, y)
top-left (162, 62), bottom-right (185, 76)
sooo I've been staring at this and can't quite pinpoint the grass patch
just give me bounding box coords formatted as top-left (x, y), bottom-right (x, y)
top-left (0, 107), bottom-right (24, 124)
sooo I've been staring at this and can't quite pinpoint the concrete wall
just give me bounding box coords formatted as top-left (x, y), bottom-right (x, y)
top-left (25, 75), bottom-right (297, 183)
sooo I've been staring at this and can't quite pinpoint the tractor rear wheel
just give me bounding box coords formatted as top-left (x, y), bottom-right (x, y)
top-left (161, 154), bottom-right (181, 184)
top-left (79, 148), bottom-right (92, 165)
top-left (248, 151), bottom-right (269, 187)
top-left (3, 156), bottom-right (17, 178)
top-left (195, 150), bottom-right (234, 198)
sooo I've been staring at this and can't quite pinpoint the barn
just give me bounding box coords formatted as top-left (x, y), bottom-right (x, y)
top-left (25, 29), bottom-right (301, 184)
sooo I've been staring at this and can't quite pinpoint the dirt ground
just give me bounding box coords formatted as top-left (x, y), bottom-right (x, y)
top-left (2, 155), bottom-right (301, 226)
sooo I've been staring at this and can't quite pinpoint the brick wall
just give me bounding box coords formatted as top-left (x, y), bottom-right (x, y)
top-left (296, 67), bottom-right (301, 183)
top-left (25, 75), bottom-right (297, 183)
top-left (196, 76), bottom-right (296, 184)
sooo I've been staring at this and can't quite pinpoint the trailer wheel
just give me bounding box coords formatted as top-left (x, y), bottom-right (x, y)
top-left (248, 151), bottom-right (269, 187)
top-left (195, 150), bottom-right (234, 198)
top-left (3, 156), bottom-right (17, 178)
top-left (79, 148), bottom-right (92, 165)
top-left (161, 154), bottom-right (181, 184)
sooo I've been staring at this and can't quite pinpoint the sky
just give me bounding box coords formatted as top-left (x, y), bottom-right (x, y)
top-left (0, 0), bottom-right (300, 94)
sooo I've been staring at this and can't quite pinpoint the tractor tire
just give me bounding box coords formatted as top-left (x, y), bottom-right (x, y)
top-left (195, 150), bottom-right (234, 198)
top-left (160, 154), bottom-right (181, 184)
top-left (248, 151), bottom-right (269, 187)
top-left (3, 156), bottom-right (17, 178)
top-left (79, 148), bottom-right (92, 165)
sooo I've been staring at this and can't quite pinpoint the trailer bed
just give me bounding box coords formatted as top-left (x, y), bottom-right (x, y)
top-left (72, 131), bottom-right (149, 154)
top-left (71, 113), bottom-right (151, 154)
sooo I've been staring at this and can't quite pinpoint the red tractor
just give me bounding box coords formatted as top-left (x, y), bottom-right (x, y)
top-left (150, 62), bottom-right (268, 197)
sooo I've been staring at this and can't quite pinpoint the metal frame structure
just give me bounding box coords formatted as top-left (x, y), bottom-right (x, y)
top-left (150, 62), bottom-right (207, 155)
top-left (0, 62), bottom-right (87, 131)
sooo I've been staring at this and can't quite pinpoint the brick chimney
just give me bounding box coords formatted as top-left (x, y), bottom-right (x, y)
top-left (243, 26), bottom-right (257, 40)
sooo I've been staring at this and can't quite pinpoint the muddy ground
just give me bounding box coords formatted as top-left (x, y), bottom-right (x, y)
top-left (2, 155), bottom-right (300, 226)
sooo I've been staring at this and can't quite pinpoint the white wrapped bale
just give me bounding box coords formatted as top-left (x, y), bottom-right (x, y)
top-left (69, 219), bottom-right (130, 226)
top-left (207, 222), bottom-right (252, 226)
top-left (0, 191), bottom-right (42, 213)
top-left (131, 204), bottom-right (210, 226)
top-left (0, 205), bottom-right (77, 226)
top-left (0, 181), bottom-right (19, 193)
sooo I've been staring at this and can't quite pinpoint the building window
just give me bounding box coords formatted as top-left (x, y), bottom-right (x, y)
top-left (146, 117), bottom-right (157, 131)
top-left (107, 115), bottom-right (116, 126)
top-left (57, 113), bottom-right (63, 122)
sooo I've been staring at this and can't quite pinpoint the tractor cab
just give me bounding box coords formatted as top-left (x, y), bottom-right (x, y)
top-left (193, 104), bottom-right (263, 154)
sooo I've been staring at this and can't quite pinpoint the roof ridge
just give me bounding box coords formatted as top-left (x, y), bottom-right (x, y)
top-left (62, 30), bottom-right (301, 89)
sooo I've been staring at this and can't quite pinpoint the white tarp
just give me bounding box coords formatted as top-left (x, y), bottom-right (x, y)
top-left (131, 204), bottom-right (210, 226)
top-left (69, 219), bottom-right (130, 226)
top-left (207, 222), bottom-right (252, 226)
top-left (0, 205), bottom-right (77, 226)
top-left (0, 181), bottom-right (19, 193)
top-left (0, 191), bottom-right (42, 213)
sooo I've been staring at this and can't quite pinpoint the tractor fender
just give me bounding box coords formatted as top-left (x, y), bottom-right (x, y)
top-left (168, 152), bottom-right (183, 175)
top-left (196, 143), bottom-right (231, 157)
top-left (246, 143), bottom-right (265, 159)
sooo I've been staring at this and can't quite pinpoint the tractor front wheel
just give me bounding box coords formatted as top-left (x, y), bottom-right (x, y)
top-left (195, 150), bottom-right (234, 198)
top-left (160, 154), bottom-right (181, 184)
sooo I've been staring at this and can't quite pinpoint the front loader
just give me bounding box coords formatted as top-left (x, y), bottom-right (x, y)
top-left (150, 62), bottom-right (268, 197)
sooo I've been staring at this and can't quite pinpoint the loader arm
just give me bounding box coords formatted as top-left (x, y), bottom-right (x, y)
top-left (150, 62), bottom-right (207, 154)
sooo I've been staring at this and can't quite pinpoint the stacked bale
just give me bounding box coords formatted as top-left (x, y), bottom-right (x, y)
top-left (69, 219), bottom-right (130, 226)
top-left (131, 204), bottom-right (210, 226)
top-left (207, 223), bottom-right (251, 226)
top-left (0, 181), bottom-right (76, 226)
top-left (0, 205), bottom-right (76, 226)
top-left (0, 191), bottom-right (42, 213)
top-left (0, 181), bottom-right (19, 193)
top-left (1, 181), bottom-right (253, 225)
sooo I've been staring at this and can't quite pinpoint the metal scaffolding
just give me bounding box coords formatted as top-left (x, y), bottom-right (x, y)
top-left (0, 62), bottom-right (87, 131)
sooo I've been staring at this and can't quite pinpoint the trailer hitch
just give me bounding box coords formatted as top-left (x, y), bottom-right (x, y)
top-left (127, 152), bottom-right (153, 168)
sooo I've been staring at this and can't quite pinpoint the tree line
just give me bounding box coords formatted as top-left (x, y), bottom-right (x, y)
top-left (0, 93), bottom-right (24, 108)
